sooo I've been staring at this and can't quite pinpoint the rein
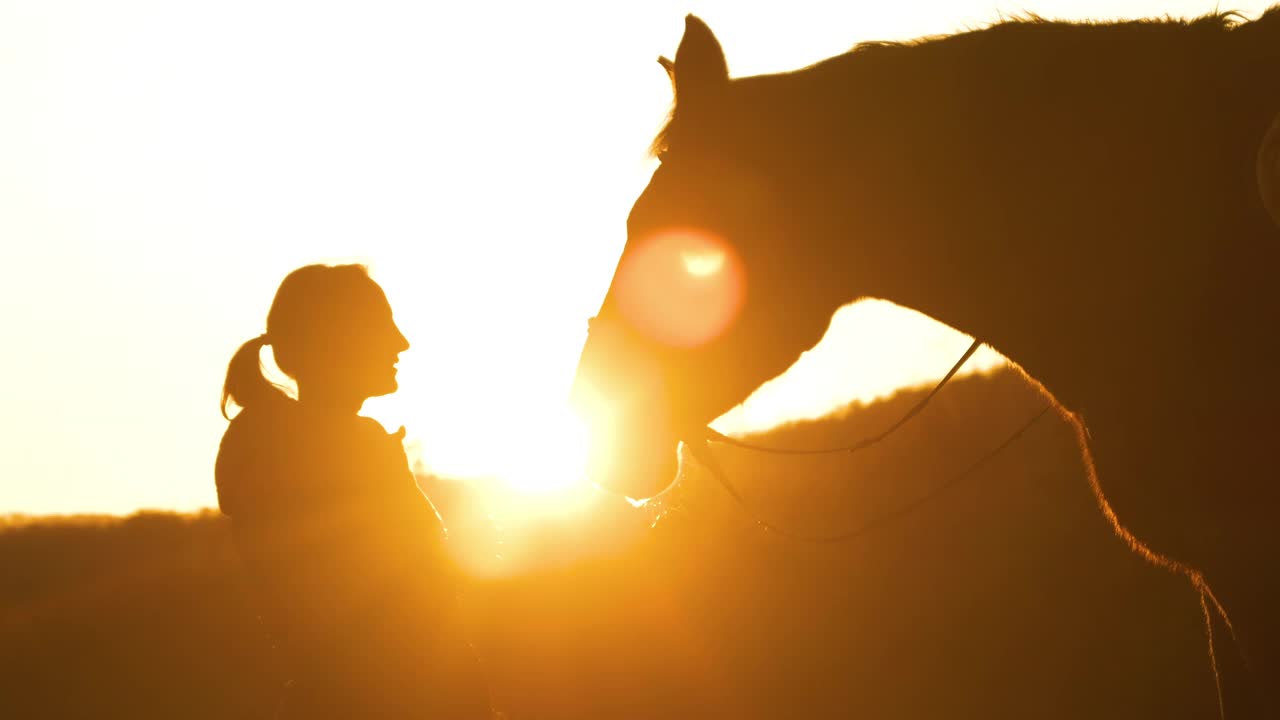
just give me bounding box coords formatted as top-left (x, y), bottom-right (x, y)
top-left (701, 339), bottom-right (983, 456)
top-left (685, 344), bottom-right (1237, 717)
top-left (688, 339), bottom-right (1054, 544)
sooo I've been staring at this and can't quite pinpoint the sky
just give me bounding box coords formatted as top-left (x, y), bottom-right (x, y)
top-left (1, 0), bottom-right (1269, 515)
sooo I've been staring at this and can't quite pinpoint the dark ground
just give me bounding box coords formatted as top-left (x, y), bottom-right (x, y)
top-left (0, 369), bottom-right (1228, 718)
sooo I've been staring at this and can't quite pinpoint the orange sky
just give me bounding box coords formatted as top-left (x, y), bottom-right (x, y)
top-left (0, 0), bottom-right (1266, 515)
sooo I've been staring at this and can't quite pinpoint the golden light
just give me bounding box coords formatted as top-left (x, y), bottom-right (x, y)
top-left (0, 0), bottom-right (1083, 516)
top-left (566, 378), bottom-right (621, 491)
top-left (493, 403), bottom-right (592, 496)
top-left (615, 229), bottom-right (746, 348)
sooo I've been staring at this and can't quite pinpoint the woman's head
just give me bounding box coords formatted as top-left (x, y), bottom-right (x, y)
top-left (221, 264), bottom-right (410, 417)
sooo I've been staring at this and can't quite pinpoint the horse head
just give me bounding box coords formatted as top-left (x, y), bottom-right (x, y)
top-left (570, 17), bottom-right (863, 497)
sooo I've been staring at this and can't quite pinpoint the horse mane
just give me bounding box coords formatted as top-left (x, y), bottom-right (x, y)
top-left (650, 6), bottom-right (1280, 158)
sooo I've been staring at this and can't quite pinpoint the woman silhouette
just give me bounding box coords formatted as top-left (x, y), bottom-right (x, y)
top-left (215, 264), bottom-right (491, 719)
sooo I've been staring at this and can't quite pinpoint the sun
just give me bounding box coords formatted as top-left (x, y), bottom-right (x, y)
top-left (384, 372), bottom-right (600, 505)
top-left (492, 403), bottom-right (592, 496)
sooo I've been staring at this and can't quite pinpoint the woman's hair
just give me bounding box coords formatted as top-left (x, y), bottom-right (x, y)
top-left (221, 263), bottom-right (373, 419)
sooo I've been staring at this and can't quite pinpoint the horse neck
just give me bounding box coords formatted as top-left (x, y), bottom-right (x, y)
top-left (825, 168), bottom-right (1280, 418)
top-left (765, 19), bottom-right (1280, 413)
top-left (765, 67), bottom-right (1062, 390)
top-left (799, 142), bottom-right (1159, 415)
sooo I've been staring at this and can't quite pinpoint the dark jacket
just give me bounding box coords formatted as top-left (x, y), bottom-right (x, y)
top-left (216, 400), bottom-right (490, 719)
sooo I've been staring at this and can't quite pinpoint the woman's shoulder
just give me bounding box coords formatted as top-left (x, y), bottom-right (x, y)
top-left (218, 403), bottom-right (295, 458)
top-left (215, 403), bottom-right (301, 517)
top-left (216, 404), bottom-right (419, 514)
top-left (350, 416), bottom-right (414, 478)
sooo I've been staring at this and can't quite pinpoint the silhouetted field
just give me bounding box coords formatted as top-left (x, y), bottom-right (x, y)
top-left (1, 369), bottom-right (1231, 718)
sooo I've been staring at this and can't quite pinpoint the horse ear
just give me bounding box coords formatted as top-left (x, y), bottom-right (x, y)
top-left (658, 56), bottom-right (675, 84)
top-left (1258, 111), bottom-right (1280, 229)
top-left (673, 15), bottom-right (728, 106)
top-left (658, 56), bottom-right (676, 96)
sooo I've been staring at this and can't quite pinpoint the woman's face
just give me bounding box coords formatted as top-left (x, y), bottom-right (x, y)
top-left (296, 279), bottom-right (411, 403)
top-left (347, 284), bottom-right (410, 399)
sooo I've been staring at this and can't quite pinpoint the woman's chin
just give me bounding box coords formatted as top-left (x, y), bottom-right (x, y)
top-left (365, 375), bottom-right (399, 398)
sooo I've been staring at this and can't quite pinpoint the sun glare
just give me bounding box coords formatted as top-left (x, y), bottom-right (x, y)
top-left (494, 405), bottom-right (591, 496)
top-left (0, 0), bottom-right (1099, 516)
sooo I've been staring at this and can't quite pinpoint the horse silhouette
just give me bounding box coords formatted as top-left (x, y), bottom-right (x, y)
top-left (570, 11), bottom-right (1280, 717)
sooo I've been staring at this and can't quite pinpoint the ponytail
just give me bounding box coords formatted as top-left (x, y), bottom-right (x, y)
top-left (220, 335), bottom-right (287, 419)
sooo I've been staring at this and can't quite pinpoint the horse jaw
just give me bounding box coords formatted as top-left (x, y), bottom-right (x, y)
top-left (585, 426), bottom-right (680, 500)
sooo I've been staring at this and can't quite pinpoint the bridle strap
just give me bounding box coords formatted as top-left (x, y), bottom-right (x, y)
top-left (688, 405), bottom-right (1051, 544)
top-left (684, 337), bottom-right (1053, 544)
top-left (701, 338), bottom-right (983, 455)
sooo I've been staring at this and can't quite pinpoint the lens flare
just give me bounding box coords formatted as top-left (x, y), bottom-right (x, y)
top-left (681, 249), bottom-right (726, 277)
top-left (615, 229), bottom-right (746, 348)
